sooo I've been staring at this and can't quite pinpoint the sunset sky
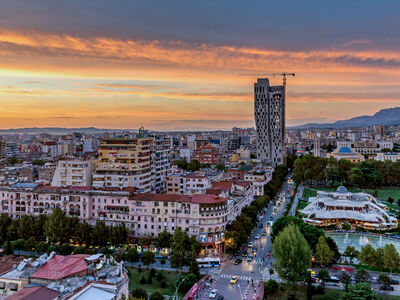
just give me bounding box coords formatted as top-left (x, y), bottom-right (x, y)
top-left (0, 0), bottom-right (399, 130)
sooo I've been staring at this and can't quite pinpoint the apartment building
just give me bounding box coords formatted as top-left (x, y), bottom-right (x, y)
top-left (51, 159), bottom-right (94, 187)
top-left (0, 180), bottom-right (253, 255)
top-left (151, 136), bottom-right (172, 193)
top-left (192, 144), bottom-right (221, 165)
top-left (244, 167), bottom-right (274, 196)
top-left (166, 170), bottom-right (223, 195)
top-left (92, 138), bottom-right (152, 192)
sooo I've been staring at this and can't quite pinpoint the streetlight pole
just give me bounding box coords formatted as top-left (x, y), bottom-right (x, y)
top-left (174, 278), bottom-right (185, 300)
top-left (238, 284), bottom-right (244, 300)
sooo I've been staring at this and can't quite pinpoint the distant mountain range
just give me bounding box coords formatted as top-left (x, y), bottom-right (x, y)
top-left (0, 127), bottom-right (129, 135)
top-left (291, 107), bottom-right (400, 129)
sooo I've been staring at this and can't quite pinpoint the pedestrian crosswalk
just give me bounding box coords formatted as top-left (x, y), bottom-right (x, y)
top-left (229, 258), bottom-right (265, 265)
top-left (219, 273), bottom-right (253, 281)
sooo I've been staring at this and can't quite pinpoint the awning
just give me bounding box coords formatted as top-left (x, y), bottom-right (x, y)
top-left (0, 281), bottom-right (5, 289)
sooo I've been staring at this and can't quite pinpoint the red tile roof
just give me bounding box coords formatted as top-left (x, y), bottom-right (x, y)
top-left (32, 255), bottom-right (88, 280)
top-left (5, 286), bottom-right (60, 300)
top-left (191, 194), bottom-right (227, 204)
top-left (130, 193), bottom-right (191, 202)
top-left (212, 181), bottom-right (233, 192)
top-left (0, 256), bottom-right (24, 276)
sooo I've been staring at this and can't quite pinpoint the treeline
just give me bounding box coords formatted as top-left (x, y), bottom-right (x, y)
top-left (294, 155), bottom-right (400, 188)
top-left (224, 166), bottom-right (288, 254)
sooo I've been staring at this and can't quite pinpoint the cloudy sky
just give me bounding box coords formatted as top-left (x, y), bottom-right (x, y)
top-left (0, 0), bottom-right (399, 130)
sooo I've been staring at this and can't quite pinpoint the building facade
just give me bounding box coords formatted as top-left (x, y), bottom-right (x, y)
top-left (254, 78), bottom-right (285, 166)
top-left (51, 159), bottom-right (94, 187)
top-left (92, 138), bottom-right (152, 192)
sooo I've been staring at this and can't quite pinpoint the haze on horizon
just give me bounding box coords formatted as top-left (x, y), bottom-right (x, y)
top-left (0, 0), bottom-right (399, 131)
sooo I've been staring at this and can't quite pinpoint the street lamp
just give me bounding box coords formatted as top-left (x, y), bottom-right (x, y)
top-left (174, 278), bottom-right (185, 300)
top-left (238, 284), bottom-right (244, 300)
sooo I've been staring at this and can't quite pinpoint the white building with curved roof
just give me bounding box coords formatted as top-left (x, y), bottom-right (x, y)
top-left (300, 186), bottom-right (397, 230)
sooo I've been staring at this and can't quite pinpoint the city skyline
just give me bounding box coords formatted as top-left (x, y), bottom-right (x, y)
top-left (1, 0), bottom-right (400, 130)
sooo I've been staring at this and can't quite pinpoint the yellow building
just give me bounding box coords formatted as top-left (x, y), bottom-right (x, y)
top-left (93, 138), bottom-right (152, 192)
top-left (327, 145), bottom-right (364, 163)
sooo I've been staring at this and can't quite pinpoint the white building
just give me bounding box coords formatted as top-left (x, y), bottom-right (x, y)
top-left (375, 152), bottom-right (400, 162)
top-left (244, 167), bottom-right (274, 196)
top-left (151, 136), bottom-right (172, 193)
top-left (51, 159), bottom-right (94, 187)
top-left (254, 78), bottom-right (285, 166)
top-left (300, 186), bottom-right (397, 230)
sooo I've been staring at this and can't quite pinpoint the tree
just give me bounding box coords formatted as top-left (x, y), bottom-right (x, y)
top-left (314, 236), bottom-right (334, 266)
top-left (358, 244), bottom-right (377, 267)
top-left (272, 223), bottom-right (311, 290)
top-left (387, 197), bottom-right (394, 204)
top-left (131, 288), bottom-right (148, 299)
top-left (170, 228), bottom-right (187, 270)
top-left (127, 248), bottom-right (139, 262)
top-left (12, 239), bottom-right (25, 253)
top-left (149, 290), bottom-right (164, 300)
top-left (355, 269), bottom-right (370, 283)
top-left (32, 214), bottom-right (48, 242)
top-left (0, 214), bottom-right (12, 244)
top-left (378, 273), bottom-right (391, 287)
top-left (92, 220), bottom-right (109, 247)
top-left (342, 223), bottom-right (351, 231)
top-left (375, 248), bottom-right (385, 271)
top-left (339, 271), bottom-right (352, 292)
top-left (4, 239), bottom-right (13, 255)
top-left (264, 279), bottom-right (279, 298)
top-left (269, 268), bottom-right (274, 279)
top-left (216, 163), bottom-right (225, 171)
top-left (45, 207), bottom-right (69, 244)
top-left (7, 156), bottom-right (18, 165)
top-left (343, 246), bottom-right (359, 264)
top-left (189, 252), bottom-right (200, 280)
top-left (156, 230), bottom-right (172, 249)
top-left (17, 215), bottom-right (34, 240)
top-left (36, 242), bottom-right (49, 254)
top-left (342, 283), bottom-right (377, 300)
top-left (74, 221), bottom-right (92, 246)
top-left (383, 243), bottom-right (400, 276)
top-left (24, 237), bottom-right (36, 252)
top-left (141, 251), bottom-right (155, 269)
top-left (318, 269), bottom-right (330, 286)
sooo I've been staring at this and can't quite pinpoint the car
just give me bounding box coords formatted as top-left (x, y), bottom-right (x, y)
top-left (230, 275), bottom-right (239, 284)
top-left (248, 241), bottom-right (253, 247)
top-left (379, 285), bottom-right (394, 291)
top-left (255, 234), bottom-right (260, 239)
top-left (209, 289), bottom-right (218, 299)
top-left (262, 230), bottom-right (267, 236)
top-left (242, 251), bottom-right (248, 257)
top-left (269, 216), bottom-right (273, 221)
top-left (391, 279), bottom-right (399, 285)
top-left (234, 258), bottom-right (242, 265)
top-left (155, 255), bottom-right (164, 259)
top-left (247, 256), bottom-right (253, 262)
top-left (216, 296), bottom-right (224, 300)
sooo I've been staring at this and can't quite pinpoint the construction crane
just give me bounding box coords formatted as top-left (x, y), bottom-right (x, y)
top-left (239, 72), bottom-right (295, 88)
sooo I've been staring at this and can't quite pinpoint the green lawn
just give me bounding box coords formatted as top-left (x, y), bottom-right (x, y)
top-left (302, 188), bottom-right (317, 200)
top-left (127, 267), bottom-right (185, 296)
top-left (297, 201), bottom-right (308, 210)
top-left (363, 188), bottom-right (400, 202)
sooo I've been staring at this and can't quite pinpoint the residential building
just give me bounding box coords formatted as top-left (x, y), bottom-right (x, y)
top-left (51, 159), bottom-right (94, 187)
top-left (151, 136), bottom-right (172, 193)
top-left (0, 138), bottom-right (6, 159)
top-left (254, 78), bottom-right (285, 166)
top-left (192, 144), bottom-right (221, 165)
top-left (92, 138), bottom-right (152, 192)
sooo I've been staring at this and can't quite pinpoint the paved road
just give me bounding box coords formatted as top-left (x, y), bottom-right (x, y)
top-left (196, 177), bottom-right (296, 300)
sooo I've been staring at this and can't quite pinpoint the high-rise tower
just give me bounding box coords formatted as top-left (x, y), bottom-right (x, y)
top-left (254, 78), bottom-right (285, 166)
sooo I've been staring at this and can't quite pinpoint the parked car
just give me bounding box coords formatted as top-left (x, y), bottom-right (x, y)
top-left (234, 258), bottom-right (242, 265)
top-left (255, 234), bottom-right (260, 239)
top-left (391, 279), bottom-right (399, 285)
top-left (379, 285), bottom-right (394, 291)
top-left (242, 251), bottom-right (248, 257)
top-left (209, 289), bottom-right (218, 299)
top-left (216, 296), bottom-right (224, 300)
top-left (247, 256), bottom-right (253, 262)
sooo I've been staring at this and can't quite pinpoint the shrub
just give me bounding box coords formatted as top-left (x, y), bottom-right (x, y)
top-left (150, 268), bottom-right (156, 278)
top-left (155, 270), bottom-right (164, 281)
top-left (36, 242), bottom-right (49, 254)
top-left (160, 281), bottom-right (166, 288)
top-left (131, 288), bottom-right (147, 299)
top-left (147, 276), bottom-right (153, 284)
top-left (140, 276), bottom-right (147, 284)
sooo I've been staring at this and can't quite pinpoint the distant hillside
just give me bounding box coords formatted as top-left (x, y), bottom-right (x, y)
top-left (0, 127), bottom-right (129, 135)
top-left (291, 107), bottom-right (400, 129)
